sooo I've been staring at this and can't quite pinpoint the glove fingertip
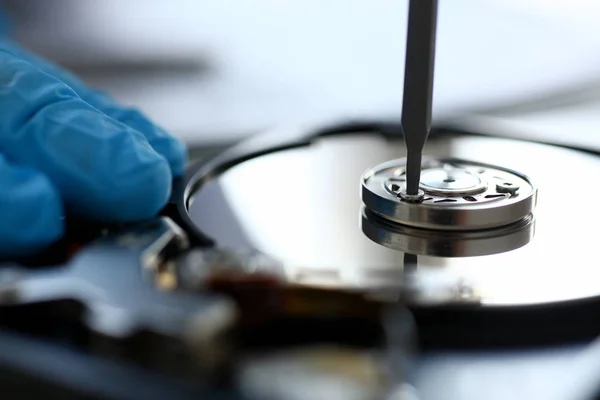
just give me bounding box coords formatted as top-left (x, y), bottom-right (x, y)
top-left (84, 145), bottom-right (173, 222)
top-left (0, 159), bottom-right (64, 258)
top-left (115, 153), bottom-right (173, 221)
top-left (88, 104), bottom-right (188, 177)
top-left (153, 133), bottom-right (188, 177)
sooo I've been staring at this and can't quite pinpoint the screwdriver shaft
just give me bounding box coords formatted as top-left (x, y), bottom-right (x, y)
top-left (401, 0), bottom-right (438, 195)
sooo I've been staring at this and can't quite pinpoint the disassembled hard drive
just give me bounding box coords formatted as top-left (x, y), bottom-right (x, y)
top-left (2, 128), bottom-right (600, 400)
top-left (2, 0), bottom-right (600, 399)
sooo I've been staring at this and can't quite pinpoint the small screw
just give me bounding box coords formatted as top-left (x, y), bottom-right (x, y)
top-left (496, 182), bottom-right (519, 194)
top-left (399, 189), bottom-right (425, 202)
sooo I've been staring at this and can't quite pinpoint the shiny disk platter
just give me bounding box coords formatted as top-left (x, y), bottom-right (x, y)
top-left (183, 125), bottom-right (600, 311)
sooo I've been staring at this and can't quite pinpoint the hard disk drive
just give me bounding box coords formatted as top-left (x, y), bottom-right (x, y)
top-left (3, 2), bottom-right (600, 398)
top-left (1, 122), bottom-right (600, 400)
top-left (3, 0), bottom-right (600, 397)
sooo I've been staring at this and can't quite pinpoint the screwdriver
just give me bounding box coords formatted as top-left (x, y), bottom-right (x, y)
top-left (401, 0), bottom-right (438, 199)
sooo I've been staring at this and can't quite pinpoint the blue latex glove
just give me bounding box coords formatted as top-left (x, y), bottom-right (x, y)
top-left (0, 36), bottom-right (187, 258)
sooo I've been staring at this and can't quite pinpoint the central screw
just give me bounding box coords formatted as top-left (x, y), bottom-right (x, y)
top-left (399, 188), bottom-right (425, 202)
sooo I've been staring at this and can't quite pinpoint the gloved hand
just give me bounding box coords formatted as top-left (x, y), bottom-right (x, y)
top-left (0, 35), bottom-right (187, 257)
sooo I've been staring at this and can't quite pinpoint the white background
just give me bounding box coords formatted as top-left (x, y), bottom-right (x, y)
top-left (11, 0), bottom-right (600, 144)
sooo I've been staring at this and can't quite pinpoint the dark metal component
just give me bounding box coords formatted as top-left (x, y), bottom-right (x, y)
top-left (176, 248), bottom-right (287, 292)
top-left (401, 0), bottom-right (438, 195)
top-left (0, 329), bottom-right (245, 400)
top-left (0, 218), bottom-right (237, 376)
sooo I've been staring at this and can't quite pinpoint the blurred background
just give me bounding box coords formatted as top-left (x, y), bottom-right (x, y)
top-left (3, 0), bottom-right (600, 150)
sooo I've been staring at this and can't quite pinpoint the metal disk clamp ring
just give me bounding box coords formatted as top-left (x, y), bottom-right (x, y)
top-left (361, 158), bottom-right (538, 231)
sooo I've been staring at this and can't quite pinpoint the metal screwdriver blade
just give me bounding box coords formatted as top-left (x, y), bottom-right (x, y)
top-left (401, 0), bottom-right (438, 195)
